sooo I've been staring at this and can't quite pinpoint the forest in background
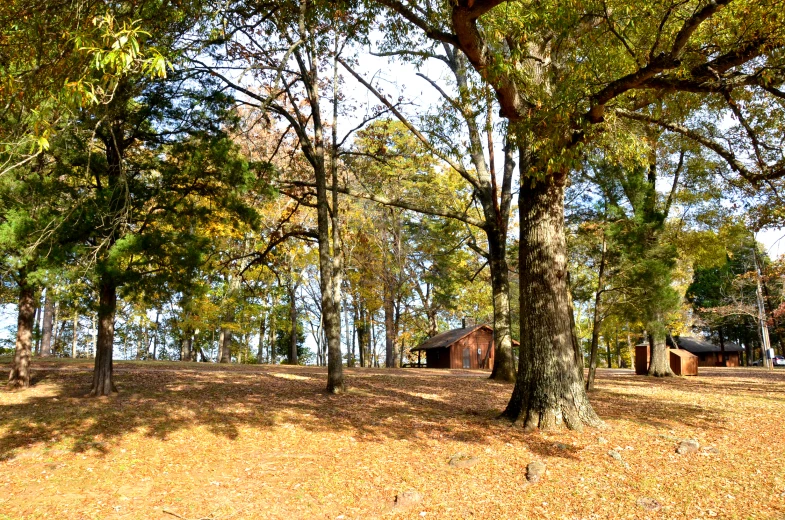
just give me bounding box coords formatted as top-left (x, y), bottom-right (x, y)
top-left (2, 0), bottom-right (785, 431)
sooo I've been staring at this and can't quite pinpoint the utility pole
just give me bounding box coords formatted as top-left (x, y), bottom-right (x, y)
top-left (753, 243), bottom-right (773, 370)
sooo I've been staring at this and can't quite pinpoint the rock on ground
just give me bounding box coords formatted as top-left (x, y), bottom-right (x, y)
top-left (526, 461), bottom-right (546, 483)
top-left (676, 439), bottom-right (700, 454)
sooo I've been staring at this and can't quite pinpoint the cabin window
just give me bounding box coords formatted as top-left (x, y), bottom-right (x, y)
top-left (463, 348), bottom-right (470, 368)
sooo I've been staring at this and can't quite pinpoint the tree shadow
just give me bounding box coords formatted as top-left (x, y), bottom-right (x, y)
top-left (0, 362), bottom-right (762, 464)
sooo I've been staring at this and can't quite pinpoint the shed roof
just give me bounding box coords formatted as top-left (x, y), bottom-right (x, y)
top-left (410, 324), bottom-right (518, 351)
top-left (668, 336), bottom-right (744, 354)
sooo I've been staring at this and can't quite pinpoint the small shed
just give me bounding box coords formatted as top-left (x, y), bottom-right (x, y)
top-left (668, 336), bottom-right (743, 367)
top-left (410, 324), bottom-right (517, 370)
top-left (635, 343), bottom-right (699, 376)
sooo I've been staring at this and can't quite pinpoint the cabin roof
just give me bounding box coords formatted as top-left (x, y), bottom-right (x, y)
top-left (634, 336), bottom-right (746, 354)
top-left (670, 336), bottom-right (744, 354)
top-left (410, 324), bottom-right (518, 351)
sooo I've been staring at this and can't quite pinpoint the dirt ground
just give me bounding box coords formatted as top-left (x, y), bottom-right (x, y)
top-left (1, 360), bottom-right (784, 519)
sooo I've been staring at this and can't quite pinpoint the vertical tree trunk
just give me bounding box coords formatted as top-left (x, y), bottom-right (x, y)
top-left (718, 327), bottom-right (727, 366)
top-left (33, 302), bottom-right (41, 355)
top-left (502, 177), bottom-right (601, 431)
top-left (647, 328), bottom-right (673, 377)
top-left (219, 328), bottom-right (232, 363)
top-left (91, 274), bottom-right (118, 396)
top-left (605, 336), bottom-right (612, 368)
top-left (586, 233), bottom-right (607, 390)
top-left (257, 314), bottom-right (265, 363)
top-left (8, 280), bottom-right (35, 388)
top-left (40, 290), bottom-right (54, 357)
top-left (383, 285), bottom-right (397, 368)
top-left (71, 310), bottom-right (79, 358)
top-left (487, 234), bottom-right (516, 382)
top-left (151, 311), bottom-right (159, 361)
top-left (181, 331), bottom-right (192, 362)
top-left (288, 286), bottom-right (298, 365)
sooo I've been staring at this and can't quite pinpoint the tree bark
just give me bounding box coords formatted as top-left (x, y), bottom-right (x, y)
top-left (40, 290), bottom-right (54, 357)
top-left (718, 327), bottom-right (726, 366)
top-left (383, 284), bottom-right (398, 368)
top-left (219, 327), bottom-right (232, 363)
top-left (8, 280), bottom-right (35, 388)
top-left (586, 233), bottom-right (607, 390)
top-left (647, 329), bottom-right (673, 377)
top-left (502, 177), bottom-right (601, 431)
top-left (487, 233), bottom-right (516, 382)
top-left (71, 310), bottom-right (79, 358)
top-left (257, 314), bottom-right (265, 363)
top-left (288, 286), bottom-right (298, 365)
top-left (181, 330), bottom-right (192, 362)
top-left (91, 274), bottom-right (118, 396)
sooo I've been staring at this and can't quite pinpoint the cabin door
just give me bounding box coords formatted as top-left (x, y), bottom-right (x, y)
top-left (462, 348), bottom-right (470, 369)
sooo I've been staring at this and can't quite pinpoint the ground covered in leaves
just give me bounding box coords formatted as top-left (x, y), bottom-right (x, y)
top-left (1, 360), bottom-right (784, 519)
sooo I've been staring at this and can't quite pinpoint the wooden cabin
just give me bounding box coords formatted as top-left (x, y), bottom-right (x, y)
top-left (410, 324), bottom-right (517, 370)
top-left (668, 336), bottom-right (743, 367)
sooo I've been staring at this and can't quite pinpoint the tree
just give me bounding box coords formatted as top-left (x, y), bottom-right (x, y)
top-left (373, 0), bottom-right (785, 430)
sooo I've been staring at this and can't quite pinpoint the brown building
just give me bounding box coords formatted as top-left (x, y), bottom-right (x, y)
top-left (668, 336), bottom-right (743, 367)
top-left (410, 324), bottom-right (517, 370)
top-left (634, 343), bottom-right (699, 376)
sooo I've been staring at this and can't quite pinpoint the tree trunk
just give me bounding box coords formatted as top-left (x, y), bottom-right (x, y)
top-left (647, 329), bottom-right (673, 377)
top-left (181, 331), bottom-right (192, 362)
top-left (288, 287), bottom-right (298, 365)
top-left (605, 335), bottom-right (612, 368)
top-left (40, 290), bottom-right (54, 357)
top-left (718, 327), bottom-right (726, 366)
top-left (383, 284), bottom-right (397, 368)
top-left (91, 274), bottom-right (118, 396)
top-left (502, 177), bottom-right (601, 431)
top-left (257, 314), bottom-right (265, 363)
top-left (72, 310), bottom-right (79, 358)
top-left (586, 233), bottom-right (607, 390)
top-left (8, 280), bottom-right (35, 388)
top-left (487, 233), bottom-right (516, 382)
top-left (219, 328), bottom-right (232, 363)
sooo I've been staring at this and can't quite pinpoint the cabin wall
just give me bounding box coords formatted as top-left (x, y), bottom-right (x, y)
top-left (697, 352), bottom-right (740, 367)
top-left (450, 328), bottom-right (495, 370)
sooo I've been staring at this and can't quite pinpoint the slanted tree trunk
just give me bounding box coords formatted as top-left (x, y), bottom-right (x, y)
top-left (502, 176), bottom-right (601, 431)
top-left (647, 328), bottom-right (673, 377)
top-left (40, 290), bottom-right (54, 357)
top-left (8, 279), bottom-right (35, 388)
top-left (91, 274), bottom-right (118, 396)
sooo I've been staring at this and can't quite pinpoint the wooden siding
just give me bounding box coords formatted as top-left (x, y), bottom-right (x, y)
top-left (422, 327), bottom-right (496, 370)
top-left (635, 344), bottom-right (650, 375)
top-left (669, 349), bottom-right (698, 376)
top-left (696, 352), bottom-right (740, 367)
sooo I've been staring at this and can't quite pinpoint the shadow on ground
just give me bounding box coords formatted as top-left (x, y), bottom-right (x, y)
top-left (2, 362), bottom-right (779, 463)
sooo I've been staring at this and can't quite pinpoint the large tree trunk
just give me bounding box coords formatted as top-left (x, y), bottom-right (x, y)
top-left (181, 330), bottom-right (192, 362)
top-left (647, 328), bottom-right (673, 377)
top-left (219, 328), bottom-right (232, 363)
top-left (8, 280), bottom-right (36, 388)
top-left (91, 275), bottom-right (118, 396)
top-left (502, 177), bottom-right (601, 431)
top-left (40, 290), bottom-right (54, 357)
